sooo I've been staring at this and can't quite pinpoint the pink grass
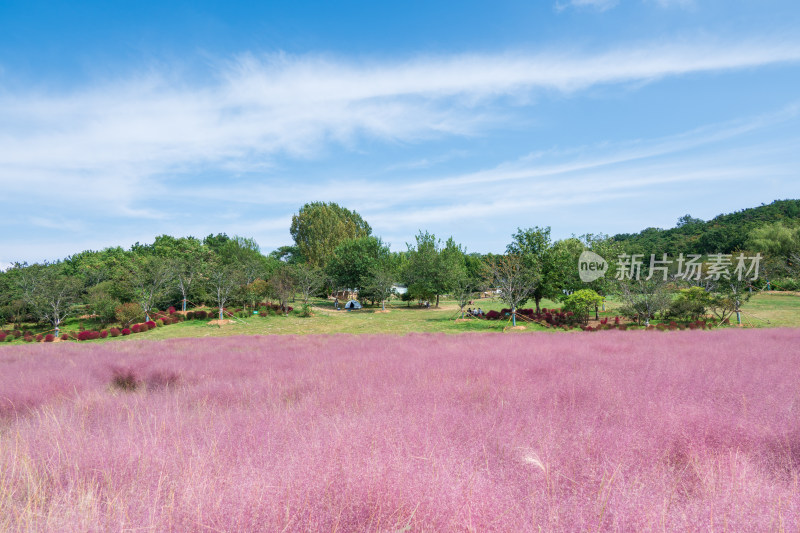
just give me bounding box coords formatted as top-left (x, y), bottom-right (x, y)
top-left (1, 329), bottom-right (799, 531)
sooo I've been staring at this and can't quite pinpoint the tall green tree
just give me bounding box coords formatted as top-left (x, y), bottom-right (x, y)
top-left (747, 222), bottom-right (800, 280)
top-left (128, 255), bottom-right (174, 321)
top-left (403, 232), bottom-right (466, 307)
top-left (290, 202), bottom-right (372, 267)
top-left (506, 227), bottom-right (557, 313)
top-left (326, 236), bottom-right (391, 299)
top-left (19, 263), bottom-right (82, 337)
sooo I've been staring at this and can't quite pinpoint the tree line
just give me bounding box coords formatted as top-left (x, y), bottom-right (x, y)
top-left (1, 199), bottom-right (798, 334)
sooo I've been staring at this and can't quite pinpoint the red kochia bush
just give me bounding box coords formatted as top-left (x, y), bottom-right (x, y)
top-left (168, 306), bottom-right (176, 314)
top-left (109, 328), bottom-right (121, 337)
top-left (44, 334), bottom-right (55, 342)
top-left (485, 310), bottom-right (501, 320)
top-left (121, 328), bottom-right (131, 336)
top-left (0, 332), bottom-right (6, 342)
top-left (131, 324), bottom-right (141, 334)
top-left (146, 320), bottom-right (157, 329)
top-left (77, 330), bottom-right (101, 341)
top-left (100, 330), bottom-right (109, 339)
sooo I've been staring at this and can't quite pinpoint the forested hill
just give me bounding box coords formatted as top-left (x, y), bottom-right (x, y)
top-left (611, 199), bottom-right (800, 256)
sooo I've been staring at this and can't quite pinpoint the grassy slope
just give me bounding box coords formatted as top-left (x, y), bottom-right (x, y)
top-left (2, 293), bottom-right (798, 345)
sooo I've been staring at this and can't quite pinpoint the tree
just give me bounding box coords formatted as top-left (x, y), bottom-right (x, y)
top-left (326, 236), bottom-right (391, 299)
top-left (19, 263), bottom-right (82, 337)
top-left (269, 264), bottom-right (297, 315)
top-left (244, 279), bottom-right (271, 310)
top-left (484, 254), bottom-right (540, 326)
top-left (206, 236), bottom-right (272, 317)
top-left (269, 245), bottom-right (305, 265)
top-left (294, 263), bottom-right (325, 305)
top-left (163, 237), bottom-right (209, 311)
top-left (207, 262), bottom-right (245, 320)
top-left (451, 270), bottom-right (477, 319)
top-left (617, 278), bottom-right (672, 326)
top-left (667, 286), bottom-right (712, 322)
top-left (506, 227), bottom-right (558, 313)
top-left (705, 276), bottom-right (754, 325)
top-left (85, 281), bottom-right (121, 324)
top-left (747, 222), bottom-right (800, 280)
top-left (403, 232), bottom-right (466, 307)
top-left (361, 258), bottom-right (399, 311)
top-left (128, 256), bottom-right (174, 321)
top-left (290, 202), bottom-right (372, 267)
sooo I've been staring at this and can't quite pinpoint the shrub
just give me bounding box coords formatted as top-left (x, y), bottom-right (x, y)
top-left (5, 335), bottom-right (14, 342)
top-left (131, 324), bottom-right (141, 334)
top-left (155, 319), bottom-right (164, 327)
top-left (121, 328), bottom-right (131, 336)
top-left (485, 310), bottom-right (501, 320)
top-left (185, 311), bottom-right (195, 320)
top-left (259, 310), bottom-right (268, 317)
top-left (563, 289), bottom-right (603, 326)
top-left (168, 306), bottom-right (176, 314)
top-left (60, 334), bottom-right (69, 341)
top-left (45, 334), bottom-right (55, 342)
top-left (35, 334), bottom-right (43, 342)
top-left (146, 320), bottom-right (157, 329)
top-left (77, 330), bottom-right (101, 341)
top-left (109, 327), bottom-right (121, 337)
top-left (23, 335), bottom-right (34, 342)
top-left (0, 332), bottom-right (5, 342)
top-left (111, 368), bottom-right (139, 391)
top-left (12, 330), bottom-right (22, 338)
top-left (115, 303), bottom-right (143, 327)
top-left (195, 310), bottom-right (208, 320)
top-left (100, 330), bottom-right (108, 339)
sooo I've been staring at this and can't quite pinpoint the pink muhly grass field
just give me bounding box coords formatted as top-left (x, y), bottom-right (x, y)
top-left (1, 329), bottom-right (799, 532)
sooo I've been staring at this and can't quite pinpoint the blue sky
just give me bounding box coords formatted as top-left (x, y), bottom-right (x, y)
top-left (1, 0), bottom-right (799, 266)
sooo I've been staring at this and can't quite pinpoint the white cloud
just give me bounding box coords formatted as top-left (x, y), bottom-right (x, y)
top-left (1, 37), bottom-right (799, 261)
top-left (3, 37), bottom-right (799, 200)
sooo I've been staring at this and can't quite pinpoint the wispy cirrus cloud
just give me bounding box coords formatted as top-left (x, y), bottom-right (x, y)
top-left (3, 36), bottom-right (800, 190)
top-left (1, 36), bottom-right (799, 260)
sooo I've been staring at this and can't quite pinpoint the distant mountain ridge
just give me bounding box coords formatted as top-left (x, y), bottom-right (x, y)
top-left (611, 199), bottom-right (800, 255)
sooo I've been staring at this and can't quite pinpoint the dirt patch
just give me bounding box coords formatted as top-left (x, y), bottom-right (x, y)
top-left (374, 310), bottom-right (391, 314)
top-left (207, 319), bottom-right (234, 326)
top-left (504, 325), bottom-right (527, 331)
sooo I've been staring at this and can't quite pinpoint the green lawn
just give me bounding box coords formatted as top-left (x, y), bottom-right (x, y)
top-left (1, 292), bottom-right (798, 345)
